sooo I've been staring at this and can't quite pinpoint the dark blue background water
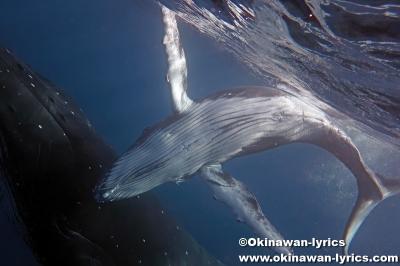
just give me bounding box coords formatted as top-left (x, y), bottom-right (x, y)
top-left (0, 1), bottom-right (399, 265)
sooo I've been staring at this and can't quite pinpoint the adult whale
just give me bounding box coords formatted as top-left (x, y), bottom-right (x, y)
top-left (0, 48), bottom-right (223, 266)
top-left (96, 6), bottom-right (400, 255)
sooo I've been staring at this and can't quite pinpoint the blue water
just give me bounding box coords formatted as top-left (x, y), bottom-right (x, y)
top-left (0, 1), bottom-right (399, 265)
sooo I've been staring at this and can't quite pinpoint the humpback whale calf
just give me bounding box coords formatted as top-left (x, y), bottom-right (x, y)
top-left (96, 5), bottom-right (400, 256)
top-left (0, 48), bottom-right (223, 266)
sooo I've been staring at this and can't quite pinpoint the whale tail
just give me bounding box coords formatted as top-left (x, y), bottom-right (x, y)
top-left (300, 121), bottom-right (400, 254)
top-left (342, 172), bottom-right (400, 255)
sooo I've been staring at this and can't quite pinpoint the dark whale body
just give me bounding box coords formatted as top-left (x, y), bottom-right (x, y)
top-left (0, 48), bottom-right (223, 266)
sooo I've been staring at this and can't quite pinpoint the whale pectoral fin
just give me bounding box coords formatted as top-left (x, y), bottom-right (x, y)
top-left (299, 121), bottom-right (400, 254)
top-left (54, 221), bottom-right (115, 266)
top-left (200, 164), bottom-right (293, 255)
top-left (161, 4), bottom-right (193, 113)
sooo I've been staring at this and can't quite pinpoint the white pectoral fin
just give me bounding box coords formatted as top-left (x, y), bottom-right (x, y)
top-left (200, 164), bottom-right (293, 255)
top-left (161, 4), bottom-right (193, 113)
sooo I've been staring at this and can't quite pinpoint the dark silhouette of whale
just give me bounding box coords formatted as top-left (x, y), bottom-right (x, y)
top-left (0, 48), bottom-right (223, 266)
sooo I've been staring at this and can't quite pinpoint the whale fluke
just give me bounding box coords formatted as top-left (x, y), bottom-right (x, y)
top-left (297, 120), bottom-right (400, 254)
top-left (342, 173), bottom-right (400, 255)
